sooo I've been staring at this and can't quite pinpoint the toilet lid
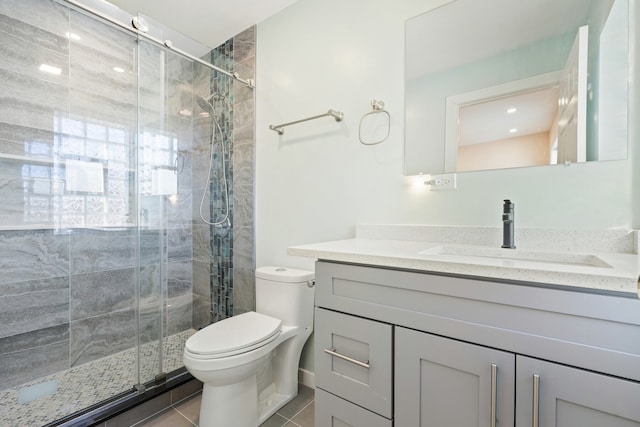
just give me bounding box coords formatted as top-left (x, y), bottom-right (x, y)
top-left (185, 312), bottom-right (282, 357)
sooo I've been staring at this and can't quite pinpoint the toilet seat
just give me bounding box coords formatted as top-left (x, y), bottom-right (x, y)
top-left (185, 312), bottom-right (282, 359)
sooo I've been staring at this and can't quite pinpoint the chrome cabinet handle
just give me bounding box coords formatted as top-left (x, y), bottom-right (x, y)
top-left (532, 374), bottom-right (540, 427)
top-left (491, 364), bottom-right (497, 427)
top-left (324, 348), bottom-right (370, 369)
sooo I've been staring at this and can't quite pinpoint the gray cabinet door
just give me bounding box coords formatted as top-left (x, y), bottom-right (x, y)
top-left (516, 356), bottom-right (640, 427)
top-left (395, 327), bottom-right (515, 427)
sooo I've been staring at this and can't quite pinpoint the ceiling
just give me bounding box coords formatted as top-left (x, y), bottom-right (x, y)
top-left (106, 0), bottom-right (299, 49)
top-left (458, 87), bottom-right (559, 146)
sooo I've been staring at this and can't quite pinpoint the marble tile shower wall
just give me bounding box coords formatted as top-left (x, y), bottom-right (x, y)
top-left (203, 27), bottom-right (256, 323)
top-left (231, 27), bottom-right (256, 317)
top-left (137, 38), bottom-right (204, 376)
top-left (0, 0), bottom-right (211, 392)
top-left (191, 59), bottom-right (214, 329)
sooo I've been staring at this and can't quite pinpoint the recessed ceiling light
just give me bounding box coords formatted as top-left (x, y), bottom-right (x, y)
top-left (65, 32), bottom-right (81, 41)
top-left (507, 108), bottom-right (517, 114)
top-left (113, 67), bottom-right (125, 73)
top-left (509, 128), bottom-right (518, 133)
top-left (39, 64), bottom-right (62, 75)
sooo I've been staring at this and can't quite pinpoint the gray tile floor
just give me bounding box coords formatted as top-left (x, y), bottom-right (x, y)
top-left (133, 385), bottom-right (315, 427)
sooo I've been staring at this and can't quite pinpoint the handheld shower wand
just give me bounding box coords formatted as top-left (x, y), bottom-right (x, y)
top-left (196, 95), bottom-right (230, 229)
top-left (196, 95), bottom-right (216, 116)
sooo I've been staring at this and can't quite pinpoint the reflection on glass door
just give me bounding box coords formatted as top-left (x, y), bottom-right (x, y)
top-left (0, 2), bottom-right (141, 424)
top-left (135, 12), bottom-right (204, 387)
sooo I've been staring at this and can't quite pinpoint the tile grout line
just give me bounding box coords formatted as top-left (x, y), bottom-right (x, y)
top-left (273, 412), bottom-right (294, 427)
top-left (293, 399), bottom-right (314, 419)
top-left (282, 399), bottom-right (313, 427)
top-left (130, 407), bottom-right (175, 427)
top-left (171, 390), bottom-right (202, 407)
top-left (173, 406), bottom-right (198, 427)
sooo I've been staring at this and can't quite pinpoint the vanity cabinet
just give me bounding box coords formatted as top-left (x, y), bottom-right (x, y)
top-left (313, 261), bottom-right (640, 427)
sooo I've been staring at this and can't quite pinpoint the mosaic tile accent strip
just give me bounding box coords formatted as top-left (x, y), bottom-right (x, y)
top-left (0, 329), bottom-right (195, 427)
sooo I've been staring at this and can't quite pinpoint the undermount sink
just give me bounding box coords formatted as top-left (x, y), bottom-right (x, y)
top-left (419, 245), bottom-right (613, 268)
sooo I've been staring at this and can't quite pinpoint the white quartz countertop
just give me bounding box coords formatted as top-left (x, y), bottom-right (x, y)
top-left (287, 225), bottom-right (640, 297)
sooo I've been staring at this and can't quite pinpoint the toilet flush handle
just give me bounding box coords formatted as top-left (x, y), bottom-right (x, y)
top-left (307, 280), bottom-right (315, 288)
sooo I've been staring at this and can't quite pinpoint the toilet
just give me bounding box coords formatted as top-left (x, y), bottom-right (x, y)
top-left (183, 266), bottom-right (315, 427)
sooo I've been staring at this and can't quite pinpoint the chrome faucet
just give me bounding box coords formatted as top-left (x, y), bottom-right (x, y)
top-left (501, 199), bottom-right (515, 249)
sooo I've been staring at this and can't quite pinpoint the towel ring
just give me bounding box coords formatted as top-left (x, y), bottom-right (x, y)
top-left (359, 100), bottom-right (390, 145)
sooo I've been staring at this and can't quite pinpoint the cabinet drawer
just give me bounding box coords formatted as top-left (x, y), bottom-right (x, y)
top-left (315, 308), bottom-right (392, 418)
top-left (315, 388), bottom-right (392, 427)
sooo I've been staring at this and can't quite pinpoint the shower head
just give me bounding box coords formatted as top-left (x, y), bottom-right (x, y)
top-left (196, 95), bottom-right (215, 117)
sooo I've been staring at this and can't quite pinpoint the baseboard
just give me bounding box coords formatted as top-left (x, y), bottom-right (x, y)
top-left (298, 368), bottom-right (315, 389)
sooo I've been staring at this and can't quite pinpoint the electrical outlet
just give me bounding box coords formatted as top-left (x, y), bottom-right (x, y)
top-left (430, 173), bottom-right (456, 191)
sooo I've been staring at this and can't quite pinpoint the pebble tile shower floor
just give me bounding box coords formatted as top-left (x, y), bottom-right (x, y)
top-left (0, 329), bottom-right (195, 426)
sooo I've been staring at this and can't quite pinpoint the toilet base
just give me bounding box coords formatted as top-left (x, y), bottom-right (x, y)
top-left (199, 376), bottom-right (258, 427)
top-left (257, 382), bottom-right (296, 424)
top-left (198, 377), bottom-right (298, 426)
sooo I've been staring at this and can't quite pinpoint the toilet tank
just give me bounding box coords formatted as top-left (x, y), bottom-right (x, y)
top-left (255, 266), bottom-right (314, 328)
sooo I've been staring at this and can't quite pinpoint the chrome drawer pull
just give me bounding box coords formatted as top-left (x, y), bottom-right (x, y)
top-left (324, 348), bottom-right (370, 369)
top-left (532, 374), bottom-right (540, 427)
top-left (490, 363), bottom-right (497, 427)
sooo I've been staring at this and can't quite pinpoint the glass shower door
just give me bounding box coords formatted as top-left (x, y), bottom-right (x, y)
top-left (135, 12), bottom-right (203, 386)
top-left (136, 30), bottom-right (169, 387)
top-left (0, 2), bottom-right (143, 424)
top-left (0, 2), bottom-right (211, 424)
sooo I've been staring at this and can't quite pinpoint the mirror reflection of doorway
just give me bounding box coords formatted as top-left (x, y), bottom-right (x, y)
top-left (445, 70), bottom-right (562, 172)
top-left (447, 23), bottom-right (589, 174)
top-left (457, 86), bottom-right (559, 172)
top-left (557, 25), bottom-right (589, 164)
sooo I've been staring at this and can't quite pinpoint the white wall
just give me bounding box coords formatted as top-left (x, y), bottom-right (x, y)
top-left (632, 0), bottom-right (640, 226)
top-left (256, 0), bottom-right (638, 372)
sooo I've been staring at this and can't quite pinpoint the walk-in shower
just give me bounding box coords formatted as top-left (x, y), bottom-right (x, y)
top-left (0, 0), bottom-right (256, 425)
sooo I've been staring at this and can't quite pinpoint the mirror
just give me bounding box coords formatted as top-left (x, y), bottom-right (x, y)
top-left (404, 0), bottom-right (629, 175)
